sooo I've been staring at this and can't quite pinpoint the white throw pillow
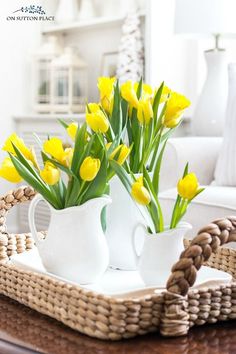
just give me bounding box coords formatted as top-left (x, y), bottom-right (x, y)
top-left (214, 63), bottom-right (236, 186)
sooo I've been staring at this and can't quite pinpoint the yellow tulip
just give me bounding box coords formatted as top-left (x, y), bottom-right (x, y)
top-left (177, 173), bottom-right (199, 200)
top-left (121, 81), bottom-right (139, 109)
top-left (134, 82), bottom-right (153, 100)
top-left (62, 148), bottom-right (74, 167)
top-left (3, 133), bottom-right (38, 168)
top-left (79, 156), bottom-right (101, 181)
top-left (97, 77), bottom-right (115, 114)
top-left (87, 102), bottom-right (100, 113)
top-left (40, 161), bottom-right (60, 185)
top-left (67, 123), bottom-right (78, 140)
top-left (108, 144), bottom-right (130, 165)
top-left (160, 85), bottom-right (171, 103)
top-left (43, 137), bottom-right (73, 167)
top-left (163, 92), bottom-right (191, 128)
top-left (86, 108), bottom-right (109, 133)
top-left (137, 99), bottom-right (153, 124)
top-left (43, 137), bottom-right (65, 163)
top-left (0, 157), bottom-right (22, 183)
top-left (131, 177), bottom-right (151, 205)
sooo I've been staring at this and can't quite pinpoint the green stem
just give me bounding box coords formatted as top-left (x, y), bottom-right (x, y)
top-left (149, 126), bottom-right (164, 171)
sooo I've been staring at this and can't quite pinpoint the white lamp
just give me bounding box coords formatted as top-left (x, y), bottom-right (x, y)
top-left (175, 0), bottom-right (236, 136)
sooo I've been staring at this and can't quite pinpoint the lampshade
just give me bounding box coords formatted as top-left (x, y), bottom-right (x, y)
top-left (175, 0), bottom-right (236, 37)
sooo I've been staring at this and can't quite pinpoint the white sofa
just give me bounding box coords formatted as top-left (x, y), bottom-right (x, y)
top-left (159, 137), bottom-right (236, 244)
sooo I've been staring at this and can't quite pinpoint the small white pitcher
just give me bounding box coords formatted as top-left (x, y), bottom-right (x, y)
top-left (133, 222), bottom-right (192, 287)
top-left (28, 195), bottom-right (111, 284)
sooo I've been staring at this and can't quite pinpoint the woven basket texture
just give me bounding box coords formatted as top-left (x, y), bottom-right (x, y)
top-left (0, 187), bottom-right (235, 340)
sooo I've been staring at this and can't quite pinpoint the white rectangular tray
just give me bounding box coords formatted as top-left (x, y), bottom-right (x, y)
top-left (10, 247), bottom-right (232, 297)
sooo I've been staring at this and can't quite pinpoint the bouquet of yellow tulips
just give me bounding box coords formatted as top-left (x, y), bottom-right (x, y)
top-left (84, 76), bottom-right (198, 232)
top-left (112, 160), bottom-right (204, 233)
top-left (92, 77), bottom-right (190, 174)
top-left (0, 122), bottom-right (130, 211)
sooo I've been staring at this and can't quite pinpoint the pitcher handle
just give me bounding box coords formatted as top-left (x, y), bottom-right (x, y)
top-left (132, 223), bottom-right (146, 265)
top-left (28, 194), bottom-right (47, 247)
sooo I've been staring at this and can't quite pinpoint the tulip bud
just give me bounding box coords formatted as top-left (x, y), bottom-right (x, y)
top-left (0, 157), bottom-right (22, 183)
top-left (108, 144), bottom-right (130, 165)
top-left (67, 123), bottom-right (77, 140)
top-left (97, 77), bottom-right (115, 114)
top-left (62, 148), bottom-right (74, 168)
top-left (137, 99), bottom-right (153, 124)
top-left (131, 178), bottom-right (151, 205)
top-left (163, 92), bottom-right (190, 128)
top-left (40, 162), bottom-right (60, 186)
top-left (43, 137), bottom-right (65, 164)
top-left (177, 173), bottom-right (199, 200)
top-left (160, 85), bottom-right (171, 103)
top-left (3, 133), bottom-right (38, 168)
top-left (121, 81), bottom-right (139, 109)
top-left (134, 82), bottom-right (153, 100)
top-left (79, 156), bottom-right (101, 181)
top-left (86, 104), bottom-right (109, 133)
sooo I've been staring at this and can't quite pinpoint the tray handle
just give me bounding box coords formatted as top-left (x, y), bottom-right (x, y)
top-left (0, 186), bottom-right (36, 261)
top-left (166, 216), bottom-right (236, 296)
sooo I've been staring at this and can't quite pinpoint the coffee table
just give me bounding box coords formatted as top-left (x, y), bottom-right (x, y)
top-left (0, 294), bottom-right (235, 354)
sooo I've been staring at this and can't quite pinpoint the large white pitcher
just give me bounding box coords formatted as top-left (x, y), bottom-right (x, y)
top-left (29, 195), bottom-right (111, 284)
top-left (106, 176), bottom-right (148, 270)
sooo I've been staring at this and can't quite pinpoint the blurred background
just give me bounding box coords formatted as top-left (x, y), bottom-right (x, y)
top-left (1, 0), bottom-right (236, 232)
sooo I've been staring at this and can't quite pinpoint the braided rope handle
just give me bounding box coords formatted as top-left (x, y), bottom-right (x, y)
top-left (166, 217), bottom-right (236, 296)
top-left (0, 186), bottom-right (36, 262)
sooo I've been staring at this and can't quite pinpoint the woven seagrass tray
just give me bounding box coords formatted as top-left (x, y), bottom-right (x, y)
top-left (0, 186), bottom-right (235, 341)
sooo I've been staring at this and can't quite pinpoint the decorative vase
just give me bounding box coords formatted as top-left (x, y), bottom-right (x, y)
top-left (55, 0), bottom-right (79, 23)
top-left (214, 63), bottom-right (236, 185)
top-left (28, 194), bottom-right (111, 284)
top-left (106, 175), bottom-right (149, 270)
top-left (192, 50), bottom-right (228, 136)
top-left (133, 222), bottom-right (192, 287)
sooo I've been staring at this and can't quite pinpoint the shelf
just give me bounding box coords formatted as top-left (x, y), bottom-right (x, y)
top-left (42, 12), bottom-right (146, 35)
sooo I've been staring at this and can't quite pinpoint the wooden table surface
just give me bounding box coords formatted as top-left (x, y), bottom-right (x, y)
top-left (0, 294), bottom-right (235, 354)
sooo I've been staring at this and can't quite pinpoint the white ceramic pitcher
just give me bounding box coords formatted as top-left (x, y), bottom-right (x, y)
top-left (133, 222), bottom-right (192, 287)
top-left (29, 195), bottom-right (111, 284)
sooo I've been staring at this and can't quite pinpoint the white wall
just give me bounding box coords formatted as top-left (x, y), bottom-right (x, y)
top-left (147, 0), bottom-right (198, 116)
top-left (0, 1), bottom-right (43, 229)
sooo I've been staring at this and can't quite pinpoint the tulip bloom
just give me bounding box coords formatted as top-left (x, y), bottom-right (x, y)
top-left (43, 137), bottom-right (73, 167)
top-left (134, 82), bottom-right (153, 101)
top-left (131, 177), bottom-right (151, 205)
top-left (108, 144), bottom-right (130, 165)
top-left (121, 81), bottom-right (139, 109)
top-left (61, 148), bottom-right (73, 168)
top-left (79, 156), bottom-right (101, 181)
top-left (97, 77), bottom-right (115, 114)
top-left (40, 161), bottom-right (60, 185)
top-left (177, 173), bottom-right (199, 200)
top-left (86, 104), bottom-right (109, 133)
top-left (0, 157), bottom-right (22, 183)
top-left (137, 99), bottom-right (153, 125)
top-left (160, 85), bottom-right (171, 103)
top-left (163, 92), bottom-right (190, 128)
top-left (3, 133), bottom-right (38, 168)
top-left (43, 137), bottom-right (65, 162)
top-left (67, 123), bottom-right (78, 140)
